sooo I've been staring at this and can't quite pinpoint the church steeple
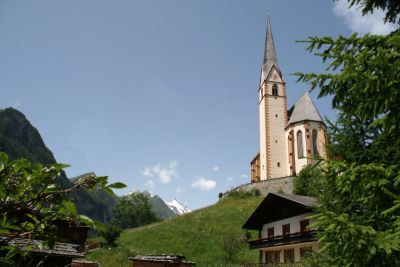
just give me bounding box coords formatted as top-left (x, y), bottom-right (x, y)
top-left (261, 16), bottom-right (281, 82)
top-left (251, 16), bottom-right (328, 183)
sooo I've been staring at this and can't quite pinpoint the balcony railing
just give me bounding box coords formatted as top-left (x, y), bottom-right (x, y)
top-left (248, 231), bottom-right (317, 249)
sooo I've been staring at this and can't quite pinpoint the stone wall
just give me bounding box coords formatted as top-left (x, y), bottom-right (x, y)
top-left (223, 176), bottom-right (295, 197)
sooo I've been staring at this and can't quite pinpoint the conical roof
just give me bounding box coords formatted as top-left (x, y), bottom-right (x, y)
top-left (287, 92), bottom-right (323, 125)
top-left (260, 16), bottom-right (281, 82)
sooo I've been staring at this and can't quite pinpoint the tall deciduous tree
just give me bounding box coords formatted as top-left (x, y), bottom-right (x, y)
top-left (111, 193), bottom-right (159, 229)
top-left (294, 1), bottom-right (400, 266)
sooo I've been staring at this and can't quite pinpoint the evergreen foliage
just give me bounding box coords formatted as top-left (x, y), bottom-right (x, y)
top-left (343, 0), bottom-right (400, 23)
top-left (111, 193), bottom-right (160, 229)
top-left (294, 1), bottom-right (400, 265)
top-left (293, 164), bottom-right (323, 198)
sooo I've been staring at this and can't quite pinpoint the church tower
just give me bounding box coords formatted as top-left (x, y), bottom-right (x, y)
top-left (250, 16), bottom-right (327, 183)
top-left (255, 16), bottom-right (288, 180)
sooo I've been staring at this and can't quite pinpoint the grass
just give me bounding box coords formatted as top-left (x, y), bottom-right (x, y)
top-left (86, 195), bottom-right (263, 267)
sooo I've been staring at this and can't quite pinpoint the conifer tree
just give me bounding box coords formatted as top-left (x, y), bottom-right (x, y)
top-left (295, 1), bottom-right (400, 266)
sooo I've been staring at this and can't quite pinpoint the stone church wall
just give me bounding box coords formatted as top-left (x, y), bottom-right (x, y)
top-left (223, 176), bottom-right (294, 197)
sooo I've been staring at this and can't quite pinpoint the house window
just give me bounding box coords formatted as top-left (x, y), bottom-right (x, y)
top-left (312, 129), bottom-right (319, 156)
top-left (297, 130), bottom-right (304, 158)
top-left (266, 251), bottom-right (281, 264)
top-left (267, 227), bottom-right (274, 239)
top-left (277, 162), bottom-right (280, 167)
top-left (272, 84), bottom-right (278, 96)
top-left (284, 249), bottom-right (295, 263)
top-left (282, 223), bottom-right (290, 236)
top-left (300, 219), bottom-right (309, 232)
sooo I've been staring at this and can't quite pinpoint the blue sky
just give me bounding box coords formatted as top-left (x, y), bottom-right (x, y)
top-left (0, 0), bottom-right (396, 210)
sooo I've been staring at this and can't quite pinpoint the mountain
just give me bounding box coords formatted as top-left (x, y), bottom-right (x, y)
top-left (166, 199), bottom-right (191, 215)
top-left (70, 172), bottom-right (118, 218)
top-left (86, 195), bottom-right (263, 267)
top-left (0, 108), bottom-right (112, 222)
top-left (124, 190), bottom-right (176, 219)
top-left (149, 195), bottom-right (176, 219)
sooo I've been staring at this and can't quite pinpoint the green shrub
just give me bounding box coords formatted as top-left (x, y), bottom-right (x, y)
top-left (251, 188), bottom-right (261, 196)
top-left (226, 190), bottom-right (253, 199)
top-left (227, 188), bottom-right (262, 199)
top-left (99, 224), bottom-right (122, 246)
top-left (221, 233), bottom-right (244, 262)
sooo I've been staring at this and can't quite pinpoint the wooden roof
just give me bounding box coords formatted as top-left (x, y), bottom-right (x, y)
top-left (242, 193), bottom-right (317, 231)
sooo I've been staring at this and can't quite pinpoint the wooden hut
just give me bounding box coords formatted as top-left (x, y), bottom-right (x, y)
top-left (129, 255), bottom-right (195, 267)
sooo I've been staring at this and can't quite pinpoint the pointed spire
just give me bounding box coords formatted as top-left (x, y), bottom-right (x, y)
top-left (261, 16), bottom-right (281, 82)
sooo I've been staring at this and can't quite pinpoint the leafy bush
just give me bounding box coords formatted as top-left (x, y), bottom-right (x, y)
top-left (244, 231), bottom-right (252, 240)
top-left (0, 152), bottom-right (125, 264)
top-left (221, 233), bottom-right (244, 262)
top-left (226, 190), bottom-right (253, 199)
top-left (226, 189), bottom-right (262, 199)
top-left (251, 188), bottom-right (261, 196)
top-left (112, 193), bottom-right (160, 229)
top-left (99, 224), bottom-right (122, 246)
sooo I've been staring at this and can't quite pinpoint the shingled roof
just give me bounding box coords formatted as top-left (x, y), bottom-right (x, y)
top-left (1, 237), bottom-right (84, 258)
top-left (129, 255), bottom-right (195, 265)
top-left (287, 91), bottom-right (323, 126)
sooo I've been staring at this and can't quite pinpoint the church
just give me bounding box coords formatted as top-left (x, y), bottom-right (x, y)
top-left (250, 17), bottom-right (327, 182)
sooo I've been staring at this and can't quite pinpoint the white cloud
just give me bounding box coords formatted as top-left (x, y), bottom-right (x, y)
top-left (142, 167), bottom-right (154, 178)
top-left (141, 161), bottom-right (179, 184)
top-left (333, 0), bottom-right (397, 35)
top-left (191, 176), bottom-right (217, 191)
top-left (227, 177), bottom-right (235, 181)
top-left (212, 166), bottom-right (220, 171)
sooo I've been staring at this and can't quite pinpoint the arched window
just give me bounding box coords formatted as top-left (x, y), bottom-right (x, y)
top-left (297, 130), bottom-right (304, 158)
top-left (312, 129), bottom-right (319, 156)
top-left (272, 84), bottom-right (278, 96)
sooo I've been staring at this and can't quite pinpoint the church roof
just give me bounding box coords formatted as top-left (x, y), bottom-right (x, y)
top-left (260, 16), bottom-right (281, 82)
top-left (287, 91), bottom-right (324, 126)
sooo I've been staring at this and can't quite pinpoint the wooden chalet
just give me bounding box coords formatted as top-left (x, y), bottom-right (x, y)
top-left (243, 193), bottom-right (318, 264)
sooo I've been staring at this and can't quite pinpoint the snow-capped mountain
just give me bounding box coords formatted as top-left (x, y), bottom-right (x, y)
top-left (166, 199), bottom-right (191, 215)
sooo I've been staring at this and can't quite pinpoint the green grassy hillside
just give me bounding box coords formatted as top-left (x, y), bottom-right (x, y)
top-left (86, 196), bottom-right (263, 267)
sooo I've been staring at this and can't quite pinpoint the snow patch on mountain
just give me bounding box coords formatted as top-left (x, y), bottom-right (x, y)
top-left (166, 199), bottom-right (191, 215)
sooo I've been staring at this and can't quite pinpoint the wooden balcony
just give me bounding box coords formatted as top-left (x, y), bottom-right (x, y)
top-left (248, 231), bottom-right (316, 249)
